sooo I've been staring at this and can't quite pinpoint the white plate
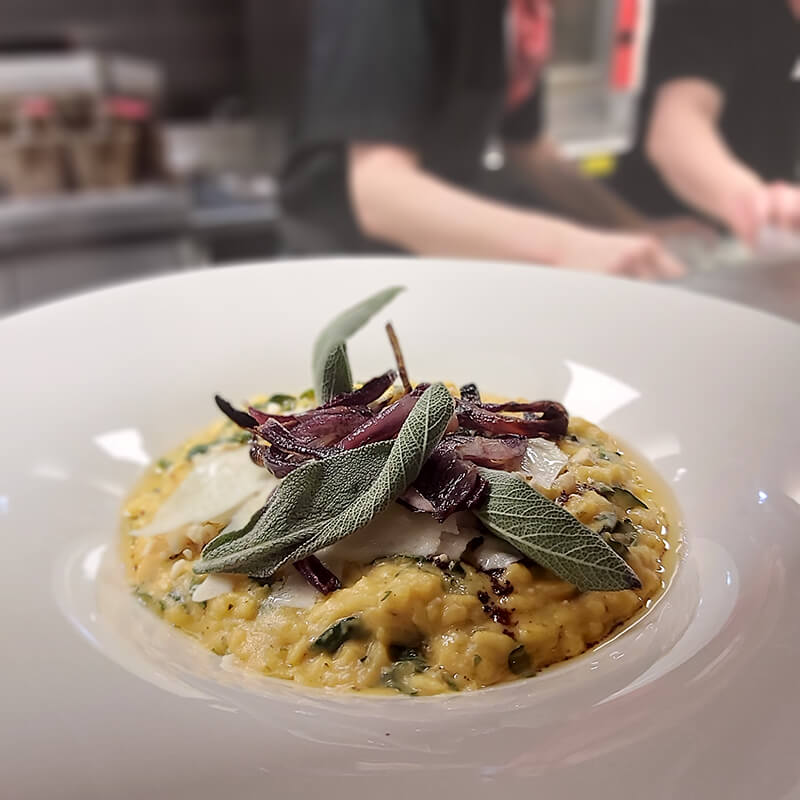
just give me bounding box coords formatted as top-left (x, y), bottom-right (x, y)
top-left (2, 257), bottom-right (799, 800)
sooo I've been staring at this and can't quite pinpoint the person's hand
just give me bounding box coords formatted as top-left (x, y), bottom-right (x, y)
top-left (556, 227), bottom-right (687, 280)
top-left (726, 181), bottom-right (800, 245)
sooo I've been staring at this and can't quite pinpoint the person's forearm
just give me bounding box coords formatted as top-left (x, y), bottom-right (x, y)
top-left (348, 145), bottom-right (577, 263)
top-left (505, 138), bottom-right (646, 229)
top-left (646, 79), bottom-right (762, 229)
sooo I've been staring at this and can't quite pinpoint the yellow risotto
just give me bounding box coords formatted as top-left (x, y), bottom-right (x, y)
top-left (122, 389), bottom-right (674, 696)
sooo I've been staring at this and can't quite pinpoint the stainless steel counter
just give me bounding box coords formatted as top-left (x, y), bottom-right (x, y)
top-left (670, 231), bottom-right (800, 325)
top-left (0, 177), bottom-right (280, 316)
top-left (0, 187), bottom-right (201, 314)
top-left (679, 258), bottom-right (800, 324)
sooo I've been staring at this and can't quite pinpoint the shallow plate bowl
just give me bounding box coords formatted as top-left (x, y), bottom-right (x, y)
top-left (2, 257), bottom-right (799, 799)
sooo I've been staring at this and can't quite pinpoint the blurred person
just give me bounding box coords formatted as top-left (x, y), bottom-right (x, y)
top-left (611, 0), bottom-right (800, 245)
top-left (281, 0), bottom-right (687, 279)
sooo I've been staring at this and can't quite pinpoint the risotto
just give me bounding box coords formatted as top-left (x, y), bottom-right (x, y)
top-left (121, 287), bottom-right (677, 695)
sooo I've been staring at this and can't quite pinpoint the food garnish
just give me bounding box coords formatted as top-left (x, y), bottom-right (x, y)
top-left (199, 287), bottom-right (639, 593)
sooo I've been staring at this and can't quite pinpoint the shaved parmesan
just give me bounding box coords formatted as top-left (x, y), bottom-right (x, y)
top-left (220, 653), bottom-right (240, 672)
top-left (219, 484), bottom-right (276, 536)
top-left (436, 511), bottom-right (480, 561)
top-left (132, 447), bottom-right (278, 537)
top-left (265, 568), bottom-right (321, 609)
top-left (438, 531), bottom-right (468, 561)
top-left (191, 573), bottom-right (237, 602)
top-left (468, 535), bottom-right (523, 571)
top-left (317, 503), bottom-right (444, 570)
top-left (520, 437), bottom-right (569, 489)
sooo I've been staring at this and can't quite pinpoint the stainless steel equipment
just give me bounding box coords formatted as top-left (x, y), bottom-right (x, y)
top-left (547, 0), bottom-right (652, 157)
top-left (0, 187), bottom-right (201, 314)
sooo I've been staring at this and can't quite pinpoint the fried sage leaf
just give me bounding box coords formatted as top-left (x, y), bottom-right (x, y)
top-left (312, 285), bottom-right (405, 403)
top-left (195, 383), bottom-right (454, 578)
top-left (319, 344), bottom-right (352, 406)
top-left (475, 469), bottom-right (641, 592)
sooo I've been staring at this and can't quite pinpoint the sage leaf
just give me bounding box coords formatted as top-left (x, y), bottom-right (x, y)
top-left (387, 644), bottom-right (426, 669)
top-left (507, 644), bottom-right (532, 675)
top-left (311, 616), bottom-right (368, 654)
top-left (312, 285), bottom-right (405, 403)
top-left (198, 441), bottom-right (393, 572)
top-left (475, 469), bottom-right (641, 592)
top-left (608, 518), bottom-right (640, 557)
top-left (319, 343), bottom-right (352, 405)
top-left (195, 383), bottom-right (454, 578)
top-left (186, 442), bottom-right (211, 459)
top-left (267, 393), bottom-right (297, 412)
top-left (597, 485), bottom-right (648, 510)
top-left (199, 502), bottom-right (268, 558)
top-left (381, 654), bottom-right (427, 695)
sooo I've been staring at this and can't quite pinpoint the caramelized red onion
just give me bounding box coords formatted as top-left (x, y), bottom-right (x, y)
top-left (323, 370), bottom-right (397, 408)
top-left (444, 434), bottom-right (527, 471)
top-left (248, 406), bottom-right (283, 426)
top-left (262, 406), bottom-right (371, 448)
top-left (480, 400), bottom-right (568, 418)
top-left (214, 394), bottom-right (258, 429)
top-left (459, 383), bottom-right (481, 403)
top-left (213, 393), bottom-right (321, 431)
top-left (413, 446), bottom-right (489, 522)
top-left (257, 419), bottom-right (332, 458)
top-left (250, 442), bottom-right (309, 477)
top-left (293, 555), bottom-right (342, 594)
top-left (255, 406), bottom-right (372, 465)
top-left (456, 399), bottom-right (568, 440)
top-left (227, 372), bottom-right (568, 520)
top-left (237, 371), bottom-right (397, 431)
top-left (338, 388), bottom-right (424, 450)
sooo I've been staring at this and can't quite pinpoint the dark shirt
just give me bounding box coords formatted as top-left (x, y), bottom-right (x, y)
top-left (281, 0), bottom-right (548, 251)
top-left (612, 0), bottom-right (800, 218)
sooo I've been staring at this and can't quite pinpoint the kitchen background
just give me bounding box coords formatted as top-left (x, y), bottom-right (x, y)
top-left (0, 0), bottom-right (797, 320)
